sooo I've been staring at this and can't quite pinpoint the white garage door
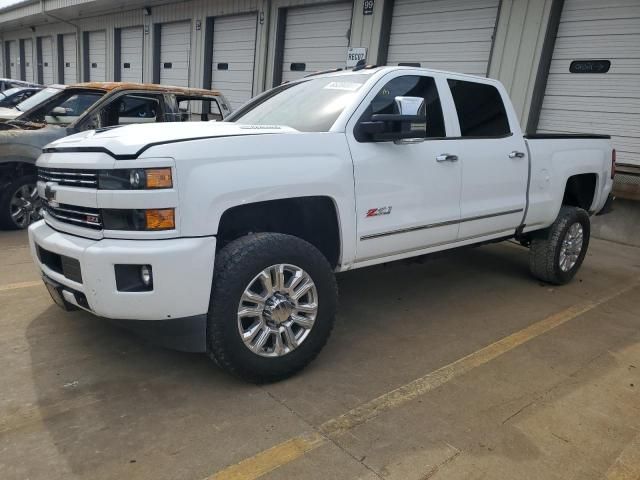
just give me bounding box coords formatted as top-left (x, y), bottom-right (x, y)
top-left (62, 33), bottom-right (78, 85)
top-left (281, 3), bottom-right (352, 83)
top-left (211, 13), bottom-right (257, 110)
top-left (88, 31), bottom-right (106, 81)
top-left (9, 41), bottom-right (18, 79)
top-left (120, 26), bottom-right (143, 83)
top-left (40, 36), bottom-right (54, 85)
top-left (160, 21), bottom-right (191, 87)
top-left (23, 39), bottom-right (34, 82)
top-left (63, 34), bottom-right (77, 84)
top-left (386, 0), bottom-right (500, 76)
top-left (538, 0), bottom-right (640, 167)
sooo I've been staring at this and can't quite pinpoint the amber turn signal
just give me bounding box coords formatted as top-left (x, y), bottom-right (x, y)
top-left (145, 168), bottom-right (173, 189)
top-left (145, 208), bottom-right (175, 230)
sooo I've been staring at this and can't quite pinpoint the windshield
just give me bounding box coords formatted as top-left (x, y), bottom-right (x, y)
top-left (16, 86), bottom-right (63, 112)
top-left (1, 87), bottom-right (21, 99)
top-left (227, 74), bottom-right (370, 132)
top-left (17, 89), bottom-right (104, 126)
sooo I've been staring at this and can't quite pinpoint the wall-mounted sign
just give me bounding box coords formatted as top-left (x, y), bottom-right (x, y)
top-left (347, 47), bottom-right (367, 68)
top-left (363, 0), bottom-right (374, 15)
top-left (569, 60), bottom-right (611, 73)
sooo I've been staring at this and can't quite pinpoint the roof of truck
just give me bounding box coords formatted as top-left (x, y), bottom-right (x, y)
top-left (69, 82), bottom-right (223, 96)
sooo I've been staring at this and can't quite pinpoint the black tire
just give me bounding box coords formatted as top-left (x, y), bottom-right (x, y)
top-left (207, 233), bottom-right (338, 383)
top-left (0, 175), bottom-right (41, 230)
top-left (529, 206), bottom-right (590, 285)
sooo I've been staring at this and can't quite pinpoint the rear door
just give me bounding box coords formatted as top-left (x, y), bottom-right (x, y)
top-left (446, 77), bottom-right (528, 239)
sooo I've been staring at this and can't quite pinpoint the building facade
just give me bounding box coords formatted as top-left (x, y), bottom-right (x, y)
top-left (0, 0), bottom-right (638, 178)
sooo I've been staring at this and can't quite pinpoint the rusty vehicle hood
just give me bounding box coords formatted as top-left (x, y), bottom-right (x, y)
top-left (0, 125), bottom-right (68, 165)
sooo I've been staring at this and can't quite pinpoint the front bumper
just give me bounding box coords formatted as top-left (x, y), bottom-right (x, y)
top-left (28, 220), bottom-right (216, 347)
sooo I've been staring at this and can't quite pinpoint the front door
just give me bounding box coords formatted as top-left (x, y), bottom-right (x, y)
top-left (347, 73), bottom-right (462, 264)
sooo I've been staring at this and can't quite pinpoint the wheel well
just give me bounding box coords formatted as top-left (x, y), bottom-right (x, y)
top-left (217, 197), bottom-right (341, 268)
top-left (562, 173), bottom-right (596, 211)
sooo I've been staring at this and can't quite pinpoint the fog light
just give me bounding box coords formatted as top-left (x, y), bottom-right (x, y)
top-left (140, 265), bottom-right (152, 287)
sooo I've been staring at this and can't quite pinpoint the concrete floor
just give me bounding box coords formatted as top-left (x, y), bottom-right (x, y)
top-left (1, 230), bottom-right (639, 480)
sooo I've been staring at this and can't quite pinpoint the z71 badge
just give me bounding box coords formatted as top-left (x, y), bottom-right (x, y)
top-left (366, 206), bottom-right (392, 217)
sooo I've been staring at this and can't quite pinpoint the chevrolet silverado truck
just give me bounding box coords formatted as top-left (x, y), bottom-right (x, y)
top-left (0, 82), bottom-right (230, 229)
top-left (29, 66), bottom-right (615, 382)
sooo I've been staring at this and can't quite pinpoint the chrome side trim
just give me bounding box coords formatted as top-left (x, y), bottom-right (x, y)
top-left (360, 208), bottom-right (524, 241)
top-left (355, 228), bottom-right (516, 264)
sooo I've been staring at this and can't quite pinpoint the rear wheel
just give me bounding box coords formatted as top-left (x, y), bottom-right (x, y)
top-left (207, 233), bottom-right (338, 383)
top-left (529, 206), bottom-right (590, 285)
top-left (0, 175), bottom-right (42, 230)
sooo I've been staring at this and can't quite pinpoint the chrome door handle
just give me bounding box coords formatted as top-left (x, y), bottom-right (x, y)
top-left (509, 151), bottom-right (525, 159)
top-left (436, 153), bottom-right (458, 162)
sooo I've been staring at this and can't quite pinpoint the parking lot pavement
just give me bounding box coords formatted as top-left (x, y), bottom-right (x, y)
top-left (1, 230), bottom-right (639, 480)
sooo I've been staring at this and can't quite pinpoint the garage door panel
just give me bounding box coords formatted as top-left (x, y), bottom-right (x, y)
top-left (40, 37), bottom-right (54, 85)
top-left (538, 0), bottom-right (640, 166)
top-left (24, 39), bottom-right (34, 82)
top-left (120, 27), bottom-right (143, 82)
top-left (211, 13), bottom-right (257, 110)
top-left (160, 22), bottom-right (191, 87)
top-left (9, 41), bottom-right (18, 79)
top-left (387, 0), bottom-right (499, 75)
top-left (88, 31), bottom-right (106, 81)
top-left (549, 58), bottom-right (640, 75)
top-left (62, 34), bottom-right (77, 84)
top-left (281, 3), bottom-right (351, 83)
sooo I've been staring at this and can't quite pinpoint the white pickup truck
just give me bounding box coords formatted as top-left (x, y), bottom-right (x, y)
top-left (29, 66), bottom-right (615, 382)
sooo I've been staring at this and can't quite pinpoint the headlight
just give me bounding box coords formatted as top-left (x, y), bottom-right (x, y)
top-left (98, 168), bottom-right (173, 190)
top-left (102, 208), bottom-right (175, 231)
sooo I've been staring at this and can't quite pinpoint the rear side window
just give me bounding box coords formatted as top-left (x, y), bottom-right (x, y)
top-left (447, 79), bottom-right (511, 137)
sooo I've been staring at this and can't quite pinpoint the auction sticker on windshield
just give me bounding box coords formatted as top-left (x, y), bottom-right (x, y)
top-left (323, 82), bottom-right (363, 91)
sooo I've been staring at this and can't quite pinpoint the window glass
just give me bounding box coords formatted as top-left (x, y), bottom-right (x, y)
top-left (84, 94), bottom-right (162, 129)
top-left (360, 75), bottom-right (445, 138)
top-left (14, 86), bottom-right (62, 112)
top-left (227, 74), bottom-right (370, 132)
top-left (177, 98), bottom-right (222, 122)
top-left (19, 90), bottom-right (103, 125)
top-left (447, 79), bottom-right (511, 137)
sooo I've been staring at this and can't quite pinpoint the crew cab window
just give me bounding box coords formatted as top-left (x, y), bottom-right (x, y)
top-left (447, 79), bottom-right (511, 137)
top-left (177, 98), bottom-right (222, 122)
top-left (360, 75), bottom-right (445, 138)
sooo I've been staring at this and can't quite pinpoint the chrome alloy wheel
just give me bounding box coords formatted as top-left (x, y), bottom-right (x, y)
top-left (237, 264), bottom-right (319, 357)
top-left (10, 183), bottom-right (42, 228)
top-left (559, 222), bottom-right (584, 272)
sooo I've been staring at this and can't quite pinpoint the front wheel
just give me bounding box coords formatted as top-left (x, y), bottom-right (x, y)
top-left (207, 233), bottom-right (338, 383)
top-left (529, 206), bottom-right (590, 285)
top-left (0, 175), bottom-right (42, 230)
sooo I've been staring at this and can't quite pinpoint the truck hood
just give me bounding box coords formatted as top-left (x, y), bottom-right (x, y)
top-left (46, 122), bottom-right (300, 158)
top-left (0, 124), bottom-right (67, 157)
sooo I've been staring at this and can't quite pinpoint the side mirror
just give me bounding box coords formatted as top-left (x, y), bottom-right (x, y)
top-left (51, 106), bottom-right (67, 117)
top-left (357, 96), bottom-right (427, 143)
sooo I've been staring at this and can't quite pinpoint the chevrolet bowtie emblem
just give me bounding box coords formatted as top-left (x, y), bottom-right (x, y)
top-left (44, 182), bottom-right (58, 203)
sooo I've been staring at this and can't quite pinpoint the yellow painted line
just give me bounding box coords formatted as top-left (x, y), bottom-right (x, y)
top-left (207, 280), bottom-right (640, 480)
top-left (605, 433), bottom-right (640, 480)
top-left (207, 433), bottom-right (324, 480)
top-left (0, 280), bottom-right (42, 292)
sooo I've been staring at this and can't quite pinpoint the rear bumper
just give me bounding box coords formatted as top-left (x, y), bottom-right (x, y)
top-left (28, 219), bottom-right (216, 322)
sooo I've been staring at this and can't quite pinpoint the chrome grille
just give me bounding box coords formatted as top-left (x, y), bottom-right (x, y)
top-left (44, 203), bottom-right (102, 230)
top-left (38, 167), bottom-right (99, 188)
